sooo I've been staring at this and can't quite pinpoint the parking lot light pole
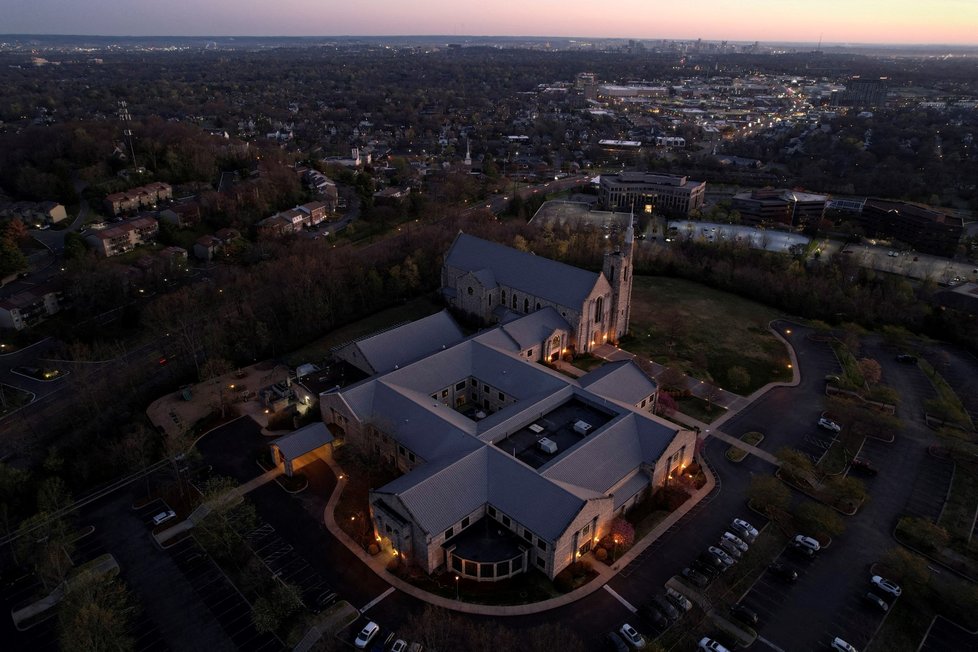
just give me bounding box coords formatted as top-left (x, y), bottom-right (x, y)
top-left (455, 575), bottom-right (459, 601)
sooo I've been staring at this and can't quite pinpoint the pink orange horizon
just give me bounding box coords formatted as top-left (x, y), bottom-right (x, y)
top-left (7, 0), bottom-right (978, 46)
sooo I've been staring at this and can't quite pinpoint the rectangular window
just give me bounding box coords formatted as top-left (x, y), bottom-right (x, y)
top-left (470, 378), bottom-right (477, 387)
top-left (640, 399), bottom-right (647, 408)
top-left (398, 445), bottom-right (405, 456)
top-left (455, 381), bottom-right (466, 391)
top-left (582, 523), bottom-right (590, 536)
top-left (441, 389), bottom-right (448, 398)
top-left (537, 539), bottom-right (547, 551)
top-left (408, 452), bottom-right (416, 462)
top-left (502, 515), bottom-right (511, 527)
top-left (527, 349), bottom-right (533, 358)
top-left (487, 506), bottom-right (496, 517)
top-left (498, 391), bottom-right (505, 401)
top-left (536, 557), bottom-right (546, 569)
top-left (461, 517), bottom-right (470, 528)
top-left (483, 384), bottom-right (490, 393)
top-left (522, 529), bottom-right (533, 543)
top-left (452, 556), bottom-right (463, 572)
top-left (445, 527), bottom-right (453, 539)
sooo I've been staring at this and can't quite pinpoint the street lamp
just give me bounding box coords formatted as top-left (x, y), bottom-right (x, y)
top-left (455, 575), bottom-right (460, 601)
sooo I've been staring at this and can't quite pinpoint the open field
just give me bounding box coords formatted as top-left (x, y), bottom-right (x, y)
top-left (625, 275), bottom-right (791, 394)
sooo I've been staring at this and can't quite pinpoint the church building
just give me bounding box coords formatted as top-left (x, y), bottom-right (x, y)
top-left (440, 223), bottom-right (634, 355)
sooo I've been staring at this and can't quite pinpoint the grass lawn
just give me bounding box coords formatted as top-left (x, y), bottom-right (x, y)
top-left (726, 431), bottom-right (764, 463)
top-left (282, 295), bottom-right (445, 366)
top-left (939, 459), bottom-right (978, 546)
top-left (675, 395), bottom-right (726, 424)
top-left (625, 275), bottom-right (790, 394)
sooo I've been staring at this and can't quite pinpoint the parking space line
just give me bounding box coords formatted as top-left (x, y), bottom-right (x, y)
top-left (756, 636), bottom-right (786, 651)
top-left (360, 586), bottom-right (396, 613)
top-left (602, 585), bottom-right (637, 613)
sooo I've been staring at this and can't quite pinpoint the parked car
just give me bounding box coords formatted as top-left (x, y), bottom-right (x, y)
top-left (152, 510), bottom-right (176, 525)
top-left (788, 541), bottom-right (816, 559)
top-left (721, 531), bottom-right (749, 552)
top-left (793, 535), bottom-right (821, 552)
top-left (730, 603), bottom-right (759, 626)
top-left (650, 594), bottom-right (680, 622)
top-left (871, 575), bottom-right (903, 598)
top-left (824, 374), bottom-right (841, 383)
top-left (619, 623), bottom-right (646, 649)
top-left (849, 458), bottom-right (879, 476)
top-left (831, 637), bottom-right (858, 652)
top-left (665, 586), bottom-right (692, 612)
top-left (717, 539), bottom-right (743, 560)
top-left (768, 561), bottom-right (798, 583)
top-left (692, 560), bottom-right (720, 578)
top-left (698, 637), bottom-right (731, 652)
top-left (730, 518), bottom-right (759, 542)
top-left (354, 622), bottom-right (380, 649)
top-left (895, 354), bottom-right (918, 364)
top-left (681, 567), bottom-right (710, 588)
top-left (698, 551), bottom-right (728, 572)
top-left (638, 603), bottom-right (669, 633)
top-left (605, 631), bottom-right (629, 652)
top-left (707, 546), bottom-right (737, 567)
top-left (391, 640), bottom-right (408, 652)
top-left (818, 417), bottom-right (842, 433)
top-left (864, 592), bottom-right (889, 612)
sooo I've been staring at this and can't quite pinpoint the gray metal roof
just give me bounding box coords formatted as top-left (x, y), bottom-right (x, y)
top-left (270, 422), bottom-right (334, 461)
top-left (498, 307), bottom-right (571, 351)
top-left (444, 233), bottom-right (603, 309)
top-left (613, 472), bottom-right (650, 510)
top-left (579, 360), bottom-right (657, 406)
top-left (353, 310), bottom-right (465, 374)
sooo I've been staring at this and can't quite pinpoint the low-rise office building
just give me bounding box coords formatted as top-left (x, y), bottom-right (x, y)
top-left (860, 199), bottom-right (963, 257)
top-left (731, 188), bottom-right (827, 228)
top-left (599, 172), bottom-right (706, 216)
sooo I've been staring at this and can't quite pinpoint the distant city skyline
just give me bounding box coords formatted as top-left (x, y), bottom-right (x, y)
top-left (5, 0), bottom-right (978, 46)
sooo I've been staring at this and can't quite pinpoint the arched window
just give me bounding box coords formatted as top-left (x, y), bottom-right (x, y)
top-left (595, 296), bottom-right (604, 323)
top-left (467, 287), bottom-right (474, 296)
top-left (511, 294), bottom-right (517, 309)
top-left (609, 265), bottom-right (615, 280)
top-left (535, 302), bottom-right (541, 310)
top-left (501, 290), bottom-right (506, 303)
top-left (523, 298), bottom-right (530, 313)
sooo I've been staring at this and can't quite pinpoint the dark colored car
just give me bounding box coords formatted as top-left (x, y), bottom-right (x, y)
top-left (730, 604), bottom-right (759, 626)
top-left (769, 562), bottom-right (798, 583)
top-left (681, 567), bottom-right (710, 588)
top-left (639, 603), bottom-right (670, 632)
top-left (651, 594), bottom-right (680, 622)
top-left (850, 458), bottom-right (879, 476)
top-left (895, 354), bottom-right (918, 364)
top-left (788, 541), bottom-right (816, 559)
top-left (864, 592), bottom-right (889, 612)
top-left (692, 559), bottom-right (720, 578)
top-left (605, 631), bottom-right (629, 652)
top-left (698, 551), bottom-right (727, 571)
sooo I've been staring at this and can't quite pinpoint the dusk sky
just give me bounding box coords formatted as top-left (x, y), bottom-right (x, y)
top-left (6, 0), bottom-right (978, 45)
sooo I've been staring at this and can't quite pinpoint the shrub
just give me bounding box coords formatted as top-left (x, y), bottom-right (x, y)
top-left (895, 516), bottom-right (949, 553)
top-left (594, 547), bottom-right (608, 561)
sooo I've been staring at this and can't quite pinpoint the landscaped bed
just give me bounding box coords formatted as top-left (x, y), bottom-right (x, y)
top-left (726, 431), bottom-right (764, 462)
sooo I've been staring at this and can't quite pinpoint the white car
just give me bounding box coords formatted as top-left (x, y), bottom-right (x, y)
top-left (354, 621), bottom-right (379, 649)
top-left (152, 510), bottom-right (176, 525)
top-left (698, 637), bottom-right (731, 652)
top-left (818, 417), bottom-right (842, 433)
top-left (721, 531), bottom-right (749, 552)
top-left (831, 637), bottom-right (858, 652)
top-left (619, 623), bottom-right (646, 649)
top-left (664, 586), bottom-right (692, 612)
top-left (708, 546), bottom-right (737, 567)
top-left (871, 575), bottom-right (903, 598)
top-left (793, 534), bottom-right (821, 552)
top-left (731, 518), bottom-right (759, 541)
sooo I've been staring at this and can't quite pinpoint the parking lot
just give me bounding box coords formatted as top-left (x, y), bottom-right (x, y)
top-left (919, 615), bottom-right (978, 652)
top-left (164, 537), bottom-right (282, 652)
top-left (903, 454), bottom-right (954, 523)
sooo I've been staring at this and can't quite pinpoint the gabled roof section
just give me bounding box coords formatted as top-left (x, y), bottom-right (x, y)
top-left (445, 233), bottom-right (602, 309)
top-left (353, 310), bottom-right (465, 374)
top-left (486, 448), bottom-right (589, 540)
top-left (579, 360), bottom-right (657, 406)
top-left (377, 447), bottom-right (489, 536)
top-left (497, 306), bottom-right (571, 351)
top-left (541, 413), bottom-right (646, 493)
top-left (270, 422), bottom-right (334, 462)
